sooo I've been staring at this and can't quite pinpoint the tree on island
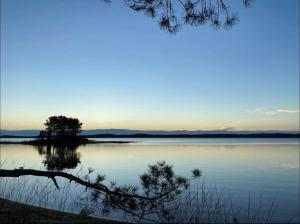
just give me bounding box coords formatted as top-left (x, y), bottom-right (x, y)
top-left (39, 116), bottom-right (82, 140)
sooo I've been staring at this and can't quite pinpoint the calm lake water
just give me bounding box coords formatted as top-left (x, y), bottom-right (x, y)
top-left (0, 138), bottom-right (299, 223)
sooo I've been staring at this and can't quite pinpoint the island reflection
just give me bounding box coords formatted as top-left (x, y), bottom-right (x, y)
top-left (36, 145), bottom-right (81, 171)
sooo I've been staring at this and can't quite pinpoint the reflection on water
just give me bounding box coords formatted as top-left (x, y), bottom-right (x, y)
top-left (0, 139), bottom-right (299, 223)
top-left (36, 145), bottom-right (81, 171)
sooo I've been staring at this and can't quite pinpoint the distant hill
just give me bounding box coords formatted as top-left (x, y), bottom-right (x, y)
top-left (0, 130), bottom-right (41, 137)
top-left (81, 129), bottom-right (300, 135)
top-left (1, 129), bottom-right (299, 137)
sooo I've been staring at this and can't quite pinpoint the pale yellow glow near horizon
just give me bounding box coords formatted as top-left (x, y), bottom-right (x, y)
top-left (1, 105), bottom-right (299, 131)
top-left (1, 117), bottom-right (299, 131)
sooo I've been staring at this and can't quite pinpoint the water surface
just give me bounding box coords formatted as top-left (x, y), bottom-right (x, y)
top-left (0, 138), bottom-right (299, 222)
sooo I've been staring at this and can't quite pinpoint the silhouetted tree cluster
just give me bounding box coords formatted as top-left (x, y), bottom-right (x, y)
top-left (39, 116), bottom-right (82, 139)
top-left (104, 0), bottom-right (254, 33)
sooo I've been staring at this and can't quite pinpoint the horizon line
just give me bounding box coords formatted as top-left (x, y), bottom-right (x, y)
top-left (1, 128), bottom-right (299, 132)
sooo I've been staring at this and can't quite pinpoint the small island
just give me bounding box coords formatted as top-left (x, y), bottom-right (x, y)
top-left (0, 116), bottom-right (131, 145)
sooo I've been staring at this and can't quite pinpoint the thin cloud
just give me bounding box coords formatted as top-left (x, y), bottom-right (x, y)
top-left (248, 108), bottom-right (300, 116)
top-left (276, 109), bottom-right (300, 113)
top-left (262, 111), bottom-right (277, 116)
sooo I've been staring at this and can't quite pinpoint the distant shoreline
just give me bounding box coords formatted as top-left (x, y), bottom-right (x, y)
top-left (0, 133), bottom-right (299, 139)
top-left (0, 140), bottom-right (132, 144)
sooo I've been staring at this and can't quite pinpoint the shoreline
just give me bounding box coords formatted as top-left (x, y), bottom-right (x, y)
top-left (0, 198), bottom-right (127, 224)
top-left (0, 140), bottom-right (132, 144)
top-left (1, 133), bottom-right (300, 139)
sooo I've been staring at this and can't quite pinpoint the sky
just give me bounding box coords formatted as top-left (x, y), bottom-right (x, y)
top-left (0, 0), bottom-right (299, 131)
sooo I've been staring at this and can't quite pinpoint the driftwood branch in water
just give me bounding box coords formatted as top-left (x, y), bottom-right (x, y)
top-left (0, 169), bottom-right (154, 201)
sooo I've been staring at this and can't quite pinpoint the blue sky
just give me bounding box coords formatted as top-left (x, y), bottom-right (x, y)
top-left (1, 0), bottom-right (299, 130)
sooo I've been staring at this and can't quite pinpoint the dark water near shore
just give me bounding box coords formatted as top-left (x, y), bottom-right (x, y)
top-left (0, 138), bottom-right (299, 222)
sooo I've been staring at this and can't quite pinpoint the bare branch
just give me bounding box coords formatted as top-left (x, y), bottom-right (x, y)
top-left (0, 169), bottom-right (153, 200)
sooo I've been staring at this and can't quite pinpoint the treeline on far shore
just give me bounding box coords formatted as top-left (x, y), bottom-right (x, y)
top-left (1, 133), bottom-right (300, 138)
